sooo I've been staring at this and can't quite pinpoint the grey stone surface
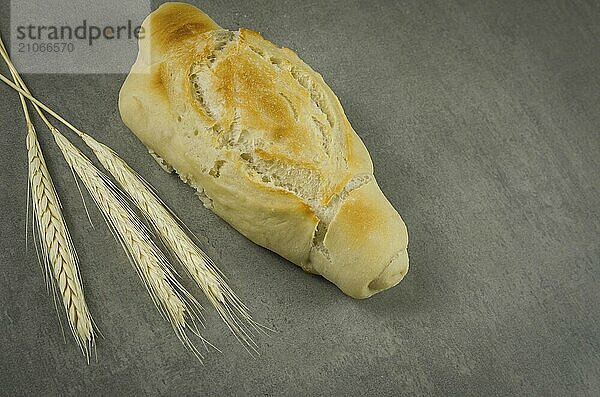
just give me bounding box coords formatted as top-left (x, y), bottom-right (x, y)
top-left (1, 0), bottom-right (599, 395)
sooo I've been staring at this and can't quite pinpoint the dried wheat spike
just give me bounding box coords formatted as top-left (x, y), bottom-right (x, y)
top-left (52, 130), bottom-right (207, 360)
top-left (27, 122), bottom-right (95, 358)
top-left (83, 135), bottom-right (266, 354)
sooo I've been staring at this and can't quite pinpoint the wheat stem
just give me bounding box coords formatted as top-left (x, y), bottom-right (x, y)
top-left (0, 40), bottom-right (96, 359)
top-left (0, 65), bottom-right (267, 355)
top-left (0, 41), bottom-right (208, 360)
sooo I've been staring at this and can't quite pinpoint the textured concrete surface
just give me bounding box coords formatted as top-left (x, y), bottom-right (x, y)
top-left (1, 0), bottom-right (599, 395)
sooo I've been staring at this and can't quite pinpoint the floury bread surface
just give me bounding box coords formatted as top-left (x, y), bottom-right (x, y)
top-left (119, 2), bottom-right (409, 298)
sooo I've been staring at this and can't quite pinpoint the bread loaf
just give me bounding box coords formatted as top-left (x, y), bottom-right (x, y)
top-left (119, 2), bottom-right (409, 298)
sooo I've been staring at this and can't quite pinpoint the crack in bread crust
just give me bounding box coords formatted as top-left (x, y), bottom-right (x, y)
top-left (307, 175), bottom-right (372, 266)
top-left (187, 29), bottom-right (351, 215)
top-left (156, 27), bottom-right (378, 273)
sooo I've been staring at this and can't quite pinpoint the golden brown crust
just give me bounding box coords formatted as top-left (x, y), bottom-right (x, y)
top-left (148, 2), bottom-right (220, 53)
top-left (150, 63), bottom-right (169, 99)
top-left (315, 180), bottom-right (409, 298)
top-left (119, 2), bottom-right (409, 298)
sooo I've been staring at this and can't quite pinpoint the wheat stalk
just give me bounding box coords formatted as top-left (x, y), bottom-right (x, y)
top-left (0, 43), bottom-right (208, 360)
top-left (81, 135), bottom-right (265, 354)
top-left (0, 41), bottom-right (96, 359)
top-left (51, 131), bottom-right (207, 359)
top-left (0, 65), bottom-right (266, 355)
top-left (0, 40), bottom-right (269, 356)
top-left (27, 118), bottom-right (97, 357)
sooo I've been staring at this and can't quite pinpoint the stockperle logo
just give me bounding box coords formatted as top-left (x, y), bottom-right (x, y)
top-left (10, 0), bottom-right (150, 73)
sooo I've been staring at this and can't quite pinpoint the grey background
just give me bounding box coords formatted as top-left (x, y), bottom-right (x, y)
top-left (1, 0), bottom-right (599, 395)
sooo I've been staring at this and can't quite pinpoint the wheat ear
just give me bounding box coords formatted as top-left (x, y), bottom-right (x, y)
top-left (0, 51), bottom-right (208, 360)
top-left (81, 136), bottom-right (265, 354)
top-left (0, 41), bottom-right (96, 359)
top-left (51, 131), bottom-right (207, 359)
top-left (0, 68), bottom-right (267, 354)
top-left (26, 112), bottom-right (97, 357)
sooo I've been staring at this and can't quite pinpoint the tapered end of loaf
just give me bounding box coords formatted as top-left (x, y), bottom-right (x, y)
top-left (367, 249), bottom-right (409, 293)
top-left (309, 179), bottom-right (409, 299)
